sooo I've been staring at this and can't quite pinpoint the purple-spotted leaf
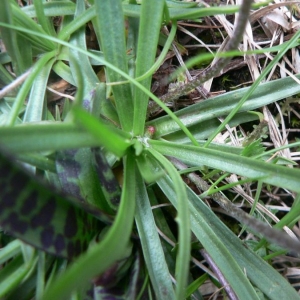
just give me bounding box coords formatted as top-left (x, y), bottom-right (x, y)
top-left (55, 148), bottom-right (120, 213)
top-left (0, 149), bottom-right (112, 259)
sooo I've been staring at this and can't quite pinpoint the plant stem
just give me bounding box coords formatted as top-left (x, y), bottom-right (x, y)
top-left (151, 0), bottom-right (253, 112)
top-left (201, 249), bottom-right (239, 300)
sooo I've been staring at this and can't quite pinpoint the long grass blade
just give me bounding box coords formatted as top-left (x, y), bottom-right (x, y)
top-left (93, 0), bottom-right (133, 131)
top-left (135, 169), bottom-right (175, 299)
top-left (150, 140), bottom-right (300, 194)
top-left (132, 0), bottom-right (164, 135)
top-left (147, 148), bottom-right (190, 300)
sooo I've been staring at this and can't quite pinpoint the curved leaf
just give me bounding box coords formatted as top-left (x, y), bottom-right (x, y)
top-left (43, 154), bottom-right (136, 300)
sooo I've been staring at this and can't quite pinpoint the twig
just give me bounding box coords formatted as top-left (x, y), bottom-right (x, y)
top-left (0, 68), bottom-right (31, 99)
top-left (201, 249), bottom-right (239, 300)
top-left (148, 0), bottom-right (254, 114)
top-left (168, 156), bottom-right (300, 254)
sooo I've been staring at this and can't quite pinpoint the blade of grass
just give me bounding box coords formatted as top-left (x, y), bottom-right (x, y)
top-left (23, 58), bottom-right (55, 122)
top-left (69, 0), bottom-right (99, 95)
top-left (0, 63), bottom-right (14, 86)
top-left (133, 21), bottom-right (178, 83)
top-left (57, 6), bottom-right (95, 41)
top-left (157, 172), bottom-right (300, 300)
top-left (135, 169), bottom-right (175, 299)
top-left (0, 255), bottom-right (37, 298)
top-left (123, 3), bottom-right (241, 20)
top-left (6, 51), bottom-right (56, 126)
top-left (22, 1), bottom-right (76, 18)
top-left (166, 0), bottom-right (198, 8)
top-left (36, 251), bottom-right (46, 299)
top-left (0, 123), bottom-right (105, 153)
top-left (147, 73), bottom-right (300, 138)
top-left (132, 0), bottom-right (165, 136)
top-left (204, 25), bottom-right (300, 147)
top-left (0, 240), bottom-right (22, 265)
top-left (71, 107), bottom-right (131, 158)
top-left (148, 188), bottom-right (177, 274)
top-left (11, 2), bottom-right (55, 51)
top-left (94, 0), bottom-right (133, 132)
top-left (0, 22), bottom-right (198, 145)
top-left (32, 0), bottom-right (55, 36)
top-left (147, 148), bottom-right (190, 300)
top-left (52, 60), bottom-right (76, 86)
top-left (175, 40), bottom-right (300, 74)
top-left (170, 156), bottom-right (300, 257)
top-left (161, 112), bottom-right (258, 143)
top-left (152, 167), bottom-right (259, 299)
top-left (150, 140), bottom-right (300, 195)
top-left (274, 195), bottom-right (300, 229)
top-left (0, 0), bottom-right (27, 74)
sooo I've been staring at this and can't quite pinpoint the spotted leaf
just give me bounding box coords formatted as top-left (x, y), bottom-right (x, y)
top-left (0, 149), bottom-right (112, 259)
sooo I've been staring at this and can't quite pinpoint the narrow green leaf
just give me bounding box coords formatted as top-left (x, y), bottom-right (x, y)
top-left (52, 60), bottom-right (76, 86)
top-left (131, 21), bottom-right (177, 83)
top-left (0, 21), bottom-right (198, 145)
top-left (147, 148), bottom-right (190, 300)
top-left (136, 150), bottom-right (164, 183)
top-left (148, 188), bottom-right (177, 274)
top-left (163, 112), bottom-right (258, 143)
top-left (69, 0), bottom-right (99, 95)
top-left (11, 2), bottom-right (55, 51)
top-left (0, 255), bottom-right (37, 298)
top-left (186, 274), bottom-right (208, 298)
top-left (157, 172), bottom-right (300, 300)
top-left (166, 0), bottom-right (198, 8)
top-left (0, 123), bottom-right (104, 153)
top-left (122, 3), bottom-right (240, 20)
top-left (0, 240), bottom-right (22, 265)
top-left (6, 51), bottom-right (56, 126)
top-left (205, 28), bottom-right (300, 146)
top-left (152, 162), bottom-right (258, 299)
top-left (274, 194), bottom-right (300, 229)
top-left (94, 0), bottom-right (133, 131)
top-left (32, 0), bottom-right (56, 36)
top-left (148, 73), bottom-right (300, 138)
top-left (0, 1), bottom-right (27, 74)
top-left (22, 1), bottom-right (76, 18)
top-left (135, 170), bottom-right (175, 299)
top-left (0, 63), bottom-right (14, 86)
top-left (23, 58), bottom-right (55, 122)
top-left (57, 7), bottom-right (95, 41)
top-left (36, 251), bottom-right (46, 299)
top-left (168, 5), bottom-right (240, 20)
top-left (132, 0), bottom-right (164, 135)
top-left (150, 140), bottom-right (300, 194)
top-left (72, 107), bottom-right (131, 158)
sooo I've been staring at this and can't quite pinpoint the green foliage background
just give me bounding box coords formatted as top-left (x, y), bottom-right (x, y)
top-left (0, 0), bottom-right (300, 299)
